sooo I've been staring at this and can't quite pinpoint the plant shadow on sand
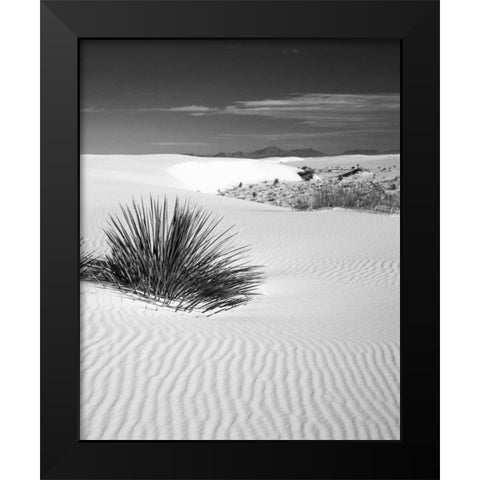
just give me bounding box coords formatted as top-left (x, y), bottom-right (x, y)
top-left (81, 196), bottom-right (264, 316)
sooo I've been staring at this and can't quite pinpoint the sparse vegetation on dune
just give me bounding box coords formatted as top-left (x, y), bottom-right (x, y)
top-left (220, 177), bottom-right (400, 214)
top-left (82, 197), bottom-right (263, 314)
top-left (307, 183), bottom-right (400, 214)
top-left (290, 195), bottom-right (311, 211)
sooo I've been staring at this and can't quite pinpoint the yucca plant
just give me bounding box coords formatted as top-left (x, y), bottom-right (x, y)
top-left (101, 196), bottom-right (263, 314)
top-left (80, 237), bottom-right (97, 278)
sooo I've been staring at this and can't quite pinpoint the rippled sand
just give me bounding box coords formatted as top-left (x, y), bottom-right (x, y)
top-left (80, 154), bottom-right (400, 440)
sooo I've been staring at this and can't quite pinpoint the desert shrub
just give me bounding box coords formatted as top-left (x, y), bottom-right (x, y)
top-left (309, 183), bottom-right (400, 213)
top-left (289, 195), bottom-right (311, 211)
top-left (101, 196), bottom-right (263, 314)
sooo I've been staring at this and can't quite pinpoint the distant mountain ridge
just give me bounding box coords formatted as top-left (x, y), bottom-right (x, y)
top-left (186, 146), bottom-right (399, 159)
top-left (340, 148), bottom-right (399, 156)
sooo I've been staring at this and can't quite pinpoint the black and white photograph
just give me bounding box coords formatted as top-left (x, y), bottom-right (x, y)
top-left (79, 39), bottom-right (400, 441)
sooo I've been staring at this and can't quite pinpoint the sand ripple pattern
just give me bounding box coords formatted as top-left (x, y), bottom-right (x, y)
top-left (81, 285), bottom-right (399, 440)
top-left (80, 163), bottom-right (400, 440)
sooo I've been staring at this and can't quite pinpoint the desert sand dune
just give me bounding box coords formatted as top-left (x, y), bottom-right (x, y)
top-left (80, 153), bottom-right (400, 440)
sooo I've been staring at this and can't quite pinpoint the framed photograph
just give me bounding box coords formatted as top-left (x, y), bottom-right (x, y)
top-left (41, 1), bottom-right (439, 479)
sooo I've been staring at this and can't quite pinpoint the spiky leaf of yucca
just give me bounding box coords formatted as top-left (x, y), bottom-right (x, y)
top-left (102, 196), bottom-right (263, 314)
top-left (80, 237), bottom-right (96, 278)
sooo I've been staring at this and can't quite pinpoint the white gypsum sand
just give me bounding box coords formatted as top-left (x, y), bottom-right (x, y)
top-left (80, 153), bottom-right (400, 440)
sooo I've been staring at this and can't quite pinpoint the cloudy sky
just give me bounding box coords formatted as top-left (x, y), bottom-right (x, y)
top-left (80, 40), bottom-right (400, 155)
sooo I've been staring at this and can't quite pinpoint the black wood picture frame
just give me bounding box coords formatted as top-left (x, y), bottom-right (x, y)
top-left (41, 1), bottom-right (439, 478)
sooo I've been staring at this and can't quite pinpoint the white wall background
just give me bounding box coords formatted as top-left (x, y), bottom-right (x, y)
top-left (441, 1), bottom-right (480, 479)
top-left (0, 0), bottom-right (478, 478)
top-left (0, 1), bottom-right (39, 479)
